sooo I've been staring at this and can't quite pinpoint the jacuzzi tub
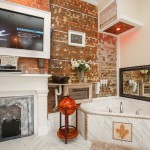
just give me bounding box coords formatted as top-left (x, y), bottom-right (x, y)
top-left (78, 97), bottom-right (150, 150)
top-left (80, 97), bottom-right (150, 119)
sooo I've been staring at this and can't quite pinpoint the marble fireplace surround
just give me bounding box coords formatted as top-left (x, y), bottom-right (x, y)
top-left (0, 96), bottom-right (34, 137)
top-left (0, 74), bottom-right (50, 136)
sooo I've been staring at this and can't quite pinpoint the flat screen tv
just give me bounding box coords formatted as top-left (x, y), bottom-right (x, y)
top-left (0, 1), bottom-right (51, 58)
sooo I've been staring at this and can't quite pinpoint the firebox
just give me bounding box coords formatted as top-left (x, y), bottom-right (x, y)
top-left (2, 118), bottom-right (21, 139)
top-left (0, 96), bottom-right (34, 142)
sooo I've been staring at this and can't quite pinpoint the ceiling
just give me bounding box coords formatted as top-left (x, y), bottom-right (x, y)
top-left (81, 0), bottom-right (103, 6)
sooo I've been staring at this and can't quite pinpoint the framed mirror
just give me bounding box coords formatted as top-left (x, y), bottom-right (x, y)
top-left (120, 65), bottom-right (150, 101)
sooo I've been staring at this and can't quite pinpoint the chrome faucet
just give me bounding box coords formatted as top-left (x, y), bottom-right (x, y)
top-left (120, 102), bottom-right (123, 113)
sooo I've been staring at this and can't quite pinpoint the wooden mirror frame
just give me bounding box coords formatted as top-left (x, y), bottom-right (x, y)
top-left (119, 65), bottom-right (150, 102)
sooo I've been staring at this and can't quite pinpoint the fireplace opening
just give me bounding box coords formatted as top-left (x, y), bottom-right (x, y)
top-left (2, 119), bottom-right (21, 139)
top-left (0, 105), bottom-right (21, 141)
top-left (0, 96), bottom-right (34, 142)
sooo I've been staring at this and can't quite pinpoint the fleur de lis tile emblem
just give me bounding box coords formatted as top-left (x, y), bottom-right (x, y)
top-left (116, 123), bottom-right (129, 139)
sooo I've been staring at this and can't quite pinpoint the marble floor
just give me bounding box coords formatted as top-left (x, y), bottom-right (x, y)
top-left (0, 131), bottom-right (91, 150)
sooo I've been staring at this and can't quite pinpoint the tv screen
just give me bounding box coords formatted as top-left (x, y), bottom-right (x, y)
top-left (0, 8), bottom-right (44, 51)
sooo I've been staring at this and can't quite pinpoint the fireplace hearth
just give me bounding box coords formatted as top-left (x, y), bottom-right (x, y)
top-left (0, 96), bottom-right (34, 142)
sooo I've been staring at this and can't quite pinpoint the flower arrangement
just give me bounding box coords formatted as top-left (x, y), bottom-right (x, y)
top-left (140, 69), bottom-right (150, 82)
top-left (140, 69), bottom-right (150, 75)
top-left (71, 59), bottom-right (90, 72)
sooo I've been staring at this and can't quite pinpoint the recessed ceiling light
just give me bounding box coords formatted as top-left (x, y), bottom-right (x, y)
top-left (116, 27), bottom-right (121, 31)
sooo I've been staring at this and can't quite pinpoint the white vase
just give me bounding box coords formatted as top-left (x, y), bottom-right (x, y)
top-left (77, 70), bottom-right (84, 82)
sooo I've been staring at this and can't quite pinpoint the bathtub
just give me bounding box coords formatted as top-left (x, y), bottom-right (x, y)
top-left (78, 97), bottom-right (150, 150)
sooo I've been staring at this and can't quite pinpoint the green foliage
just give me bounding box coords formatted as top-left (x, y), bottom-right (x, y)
top-left (147, 70), bottom-right (150, 75)
top-left (76, 63), bottom-right (88, 72)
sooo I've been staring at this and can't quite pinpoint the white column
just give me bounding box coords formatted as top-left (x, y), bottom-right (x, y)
top-left (37, 90), bottom-right (49, 136)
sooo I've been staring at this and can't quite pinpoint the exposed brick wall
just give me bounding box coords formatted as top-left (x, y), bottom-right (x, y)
top-left (7, 0), bottom-right (50, 74)
top-left (48, 0), bottom-right (99, 113)
top-left (95, 33), bottom-right (117, 97)
top-left (18, 58), bottom-right (49, 74)
top-left (49, 0), bottom-right (98, 81)
top-left (8, 0), bottom-right (50, 11)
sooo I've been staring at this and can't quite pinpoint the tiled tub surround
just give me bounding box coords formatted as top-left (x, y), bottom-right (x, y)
top-left (78, 97), bottom-right (150, 150)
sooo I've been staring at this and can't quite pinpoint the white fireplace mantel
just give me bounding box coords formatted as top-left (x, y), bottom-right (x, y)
top-left (0, 73), bottom-right (51, 136)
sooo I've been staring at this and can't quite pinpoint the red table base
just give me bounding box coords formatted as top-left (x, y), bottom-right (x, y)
top-left (57, 108), bottom-right (78, 144)
top-left (57, 126), bottom-right (78, 140)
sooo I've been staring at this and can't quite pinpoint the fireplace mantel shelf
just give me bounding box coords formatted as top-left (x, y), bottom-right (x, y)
top-left (0, 73), bottom-right (52, 78)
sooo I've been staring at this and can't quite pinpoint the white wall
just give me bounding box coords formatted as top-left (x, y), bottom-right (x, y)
top-left (120, 0), bottom-right (150, 67)
top-left (117, 0), bottom-right (142, 22)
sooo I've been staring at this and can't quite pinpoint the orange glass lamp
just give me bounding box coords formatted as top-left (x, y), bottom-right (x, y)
top-left (57, 96), bottom-right (79, 144)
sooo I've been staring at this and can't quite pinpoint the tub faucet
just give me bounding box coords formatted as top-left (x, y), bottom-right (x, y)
top-left (120, 102), bottom-right (123, 113)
